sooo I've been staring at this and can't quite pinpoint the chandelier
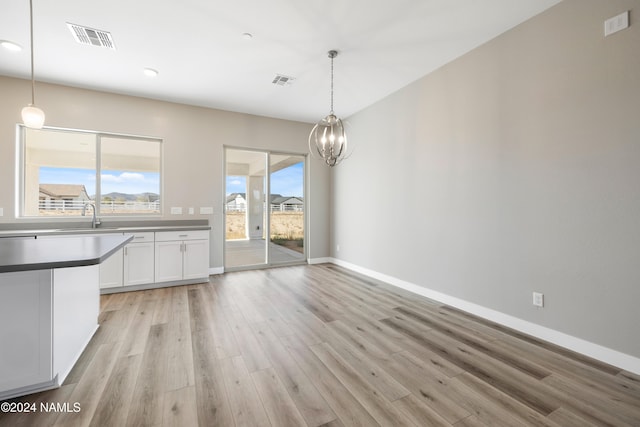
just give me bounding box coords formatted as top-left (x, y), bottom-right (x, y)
top-left (308, 50), bottom-right (347, 167)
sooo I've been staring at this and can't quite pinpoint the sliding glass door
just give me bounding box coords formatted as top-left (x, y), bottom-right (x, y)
top-left (269, 154), bottom-right (305, 264)
top-left (224, 148), bottom-right (305, 270)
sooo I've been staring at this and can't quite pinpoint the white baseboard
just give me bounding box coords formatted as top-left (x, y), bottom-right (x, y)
top-left (329, 257), bottom-right (640, 375)
top-left (308, 257), bottom-right (333, 265)
top-left (209, 267), bottom-right (224, 275)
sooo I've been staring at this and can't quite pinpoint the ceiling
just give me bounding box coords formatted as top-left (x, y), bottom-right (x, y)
top-left (0, 0), bottom-right (561, 124)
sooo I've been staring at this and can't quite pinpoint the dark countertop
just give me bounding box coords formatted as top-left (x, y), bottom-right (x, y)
top-left (0, 224), bottom-right (211, 239)
top-left (0, 234), bottom-right (133, 273)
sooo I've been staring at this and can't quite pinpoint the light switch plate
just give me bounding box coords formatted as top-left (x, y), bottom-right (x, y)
top-left (188, 207), bottom-right (194, 215)
top-left (170, 207), bottom-right (183, 215)
top-left (605, 11), bottom-right (629, 37)
top-left (200, 207), bottom-right (214, 215)
top-left (0, 207), bottom-right (3, 216)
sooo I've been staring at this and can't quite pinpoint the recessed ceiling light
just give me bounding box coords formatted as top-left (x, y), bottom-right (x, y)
top-left (242, 32), bottom-right (253, 40)
top-left (0, 40), bottom-right (22, 52)
top-left (143, 68), bottom-right (159, 77)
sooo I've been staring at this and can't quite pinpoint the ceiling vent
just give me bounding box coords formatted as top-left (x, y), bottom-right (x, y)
top-left (66, 23), bottom-right (116, 50)
top-left (272, 74), bottom-right (295, 86)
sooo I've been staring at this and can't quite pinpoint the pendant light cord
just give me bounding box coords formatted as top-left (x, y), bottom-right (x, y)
top-left (29, 0), bottom-right (35, 105)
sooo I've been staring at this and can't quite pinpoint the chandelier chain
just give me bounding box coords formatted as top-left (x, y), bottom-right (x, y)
top-left (330, 54), bottom-right (334, 115)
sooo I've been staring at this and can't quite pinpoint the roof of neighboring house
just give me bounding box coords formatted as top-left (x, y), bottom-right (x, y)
top-left (39, 184), bottom-right (90, 199)
top-left (271, 196), bottom-right (303, 205)
top-left (225, 193), bottom-right (303, 205)
top-left (226, 193), bottom-right (246, 203)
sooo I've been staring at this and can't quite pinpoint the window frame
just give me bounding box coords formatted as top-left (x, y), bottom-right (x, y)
top-left (17, 125), bottom-right (163, 219)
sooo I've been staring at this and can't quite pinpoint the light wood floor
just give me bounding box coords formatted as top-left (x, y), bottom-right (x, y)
top-left (2, 264), bottom-right (639, 427)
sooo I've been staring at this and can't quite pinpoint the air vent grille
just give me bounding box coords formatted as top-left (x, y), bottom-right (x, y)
top-left (272, 74), bottom-right (295, 86)
top-left (67, 23), bottom-right (116, 50)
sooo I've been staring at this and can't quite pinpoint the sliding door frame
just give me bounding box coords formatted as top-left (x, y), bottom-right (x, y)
top-left (223, 146), bottom-right (307, 272)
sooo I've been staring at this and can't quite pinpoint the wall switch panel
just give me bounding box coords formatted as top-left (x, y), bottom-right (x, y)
top-left (0, 207), bottom-right (3, 216)
top-left (188, 207), bottom-right (194, 215)
top-left (200, 207), bottom-right (214, 215)
top-left (170, 207), bottom-right (183, 215)
top-left (605, 11), bottom-right (629, 37)
top-left (532, 292), bottom-right (544, 308)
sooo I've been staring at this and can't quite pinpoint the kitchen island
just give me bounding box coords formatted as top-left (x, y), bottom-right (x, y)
top-left (0, 234), bottom-right (132, 400)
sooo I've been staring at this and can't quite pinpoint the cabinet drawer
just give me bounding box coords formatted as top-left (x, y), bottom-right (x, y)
top-left (125, 232), bottom-right (155, 243)
top-left (155, 230), bottom-right (209, 242)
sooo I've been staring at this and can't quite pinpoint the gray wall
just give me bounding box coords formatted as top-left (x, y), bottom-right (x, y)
top-left (0, 77), bottom-right (331, 267)
top-left (332, 0), bottom-right (640, 358)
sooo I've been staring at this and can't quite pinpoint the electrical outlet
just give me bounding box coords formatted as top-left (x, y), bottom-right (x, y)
top-left (0, 207), bottom-right (3, 216)
top-left (532, 292), bottom-right (544, 308)
top-left (188, 207), bottom-right (194, 215)
top-left (336, 244), bottom-right (340, 252)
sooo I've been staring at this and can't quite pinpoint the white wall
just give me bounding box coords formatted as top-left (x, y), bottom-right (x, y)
top-left (332, 0), bottom-right (640, 363)
top-left (0, 77), bottom-right (331, 267)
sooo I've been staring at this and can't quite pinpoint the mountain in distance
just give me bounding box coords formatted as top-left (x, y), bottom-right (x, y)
top-left (93, 192), bottom-right (159, 202)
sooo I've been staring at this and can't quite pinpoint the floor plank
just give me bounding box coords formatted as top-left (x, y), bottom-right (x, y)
top-left (250, 322), bottom-right (337, 426)
top-left (219, 356), bottom-right (271, 427)
top-left (281, 334), bottom-right (380, 427)
top-left (89, 354), bottom-right (142, 427)
top-left (309, 342), bottom-right (416, 427)
top-left (251, 367), bottom-right (308, 427)
top-left (125, 323), bottom-right (169, 427)
top-left (162, 386), bottom-right (198, 427)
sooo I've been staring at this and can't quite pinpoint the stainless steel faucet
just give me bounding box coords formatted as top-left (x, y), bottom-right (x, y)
top-left (81, 203), bottom-right (101, 228)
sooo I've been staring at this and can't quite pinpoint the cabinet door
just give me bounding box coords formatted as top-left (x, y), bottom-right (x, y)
top-left (99, 247), bottom-right (123, 288)
top-left (0, 270), bottom-right (53, 396)
top-left (154, 240), bottom-right (183, 283)
top-left (124, 242), bottom-right (155, 286)
top-left (183, 239), bottom-right (210, 280)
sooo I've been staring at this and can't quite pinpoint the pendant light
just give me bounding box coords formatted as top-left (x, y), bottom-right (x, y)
top-left (309, 50), bottom-right (347, 167)
top-left (21, 0), bottom-right (45, 129)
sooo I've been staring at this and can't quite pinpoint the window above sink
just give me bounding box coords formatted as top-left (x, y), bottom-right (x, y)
top-left (18, 126), bottom-right (163, 219)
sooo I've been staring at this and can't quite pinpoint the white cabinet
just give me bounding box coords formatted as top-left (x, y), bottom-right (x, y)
top-left (123, 232), bottom-right (155, 286)
top-left (0, 265), bottom-right (100, 400)
top-left (0, 270), bottom-right (53, 396)
top-left (99, 247), bottom-right (123, 288)
top-left (36, 227), bottom-right (209, 292)
top-left (154, 240), bottom-right (183, 282)
top-left (155, 230), bottom-right (209, 283)
top-left (183, 239), bottom-right (210, 279)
